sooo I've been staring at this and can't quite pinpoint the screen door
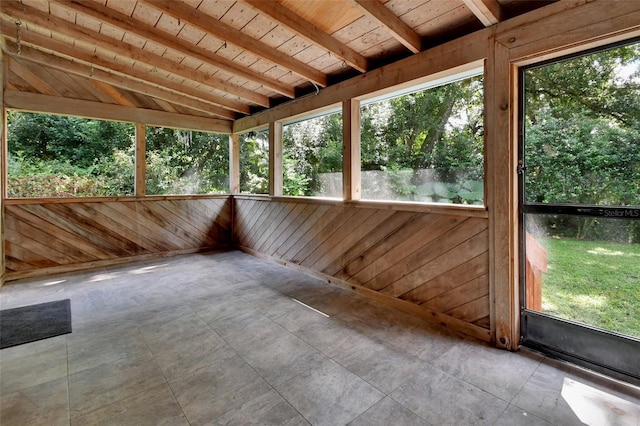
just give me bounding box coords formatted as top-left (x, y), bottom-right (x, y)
top-left (519, 39), bottom-right (640, 385)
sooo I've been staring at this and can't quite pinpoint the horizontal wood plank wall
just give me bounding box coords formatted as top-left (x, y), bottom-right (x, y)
top-left (4, 198), bottom-right (232, 279)
top-left (234, 197), bottom-right (490, 340)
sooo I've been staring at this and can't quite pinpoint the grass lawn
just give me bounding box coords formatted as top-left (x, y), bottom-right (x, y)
top-left (539, 237), bottom-right (640, 339)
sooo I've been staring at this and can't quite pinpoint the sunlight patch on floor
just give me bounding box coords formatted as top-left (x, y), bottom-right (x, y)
top-left (87, 273), bottom-right (120, 282)
top-left (40, 279), bottom-right (66, 287)
top-left (129, 264), bottom-right (169, 274)
top-left (561, 377), bottom-right (640, 426)
top-left (291, 298), bottom-right (330, 318)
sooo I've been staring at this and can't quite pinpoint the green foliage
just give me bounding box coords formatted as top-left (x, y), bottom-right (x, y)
top-left (6, 113), bottom-right (230, 197)
top-left (415, 180), bottom-right (484, 204)
top-left (361, 76), bottom-right (484, 175)
top-left (7, 111), bottom-right (133, 168)
top-left (524, 41), bottom-right (640, 240)
top-left (277, 76), bottom-right (485, 201)
top-left (145, 127), bottom-right (229, 195)
top-left (360, 75), bottom-right (484, 203)
top-left (282, 112), bottom-right (343, 197)
top-left (525, 44), bottom-right (640, 126)
top-left (458, 180), bottom-right (485, 204)
top-left (7, 112), bottom-right (135, 197)
top-left (525, 116), bottom-right (640, 206)
top-left (239, 132), bottom-right (269, 194)
top-left (283, 153), bottom-right (311, 196)
top-left (7, 151), bottom-right (134, 197)
top-left (93, 147), bottom-right (135, 196)
top-left (386, 167), bottom-right (415, 198)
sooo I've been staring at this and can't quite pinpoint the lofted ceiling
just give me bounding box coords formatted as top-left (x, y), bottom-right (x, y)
top-left (0, 0), bottom-right (554, 125)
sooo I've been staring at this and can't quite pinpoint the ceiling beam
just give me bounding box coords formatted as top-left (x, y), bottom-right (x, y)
top-left (4, 90), bottom-right (233, 133)
top-left (234, 28), bottom-right (490, 133)
top-left (1, 27), bottom-right (245, 118)
top-left (142, 0), bottom-right (328, 87)
top-left (242, 0), bottom-right (369, 73)
top-left (52, 0), bottom-right (294, 98)
top-left (2, 39), bottom-right (236, 120)
top-left (0, 1), bottom-right (269, 108)
top-left (461, 0), bottom-right (503, 26)
top-left (347, 0), bottom-right (422, 54)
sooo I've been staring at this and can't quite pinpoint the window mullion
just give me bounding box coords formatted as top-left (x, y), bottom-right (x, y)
top-left (343, 99), bottom-right (361, 201)
top-left (269, 121), bottom-right (283, 197)
top-left (135, 122), bottom-right (146, 197)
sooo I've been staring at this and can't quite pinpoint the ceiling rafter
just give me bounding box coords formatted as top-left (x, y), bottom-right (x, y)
top-left (1, 39), bottom-right (235, 120)
top-left (461, 0), bottom-right (503, 26)
top-left (0, 0), bottom-right (558, 125)
top-left (1, 25), bottom-right (247, 117)
top-left (52, 0), bottom-right (295, 98)
top-left (91, 80), bottom-right (138, 108)
top-left (241, 0), bottom-right (369, 73)
top-left (142, 0), bottom-right (328, 87)
top-left (347, 0), bottom-right (422, 54)
top-left (0, 1), bottom-right (269, 108)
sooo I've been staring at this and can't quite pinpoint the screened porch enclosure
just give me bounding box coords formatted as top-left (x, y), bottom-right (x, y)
top-left (1, 0), bottom-right (639, 388)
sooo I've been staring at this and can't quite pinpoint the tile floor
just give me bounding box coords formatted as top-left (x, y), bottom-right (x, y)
top-left (1, 250), bottom-right (639, 425)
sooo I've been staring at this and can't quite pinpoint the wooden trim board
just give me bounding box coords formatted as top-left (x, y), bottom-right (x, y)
top-left (4, 91), bottom-right (233, 134)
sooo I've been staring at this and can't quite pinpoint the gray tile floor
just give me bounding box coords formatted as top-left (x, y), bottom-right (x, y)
top-left (1, 250), bottom-right (639, 425)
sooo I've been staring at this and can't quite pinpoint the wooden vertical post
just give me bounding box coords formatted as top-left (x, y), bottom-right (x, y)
top-left (1, 54), bottom-right (6, 201)
top-left (269, 121), bottom-right (283, 197)
top-left (229, 133), bottom-right (240, 194)
top-left (135, 122), bottom-right (146, 197)
top-left (0, 45), bottom-right (5, 286)
top-left (486, 38), bottom-right (520, 350)
top-left (343, 98), bottom-right (361, 201)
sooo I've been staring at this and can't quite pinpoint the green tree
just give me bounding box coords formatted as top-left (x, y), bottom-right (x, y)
top-left (7, 111), bottom-right (135, 197)
top-left (360, 75), bottom-right (485, 203)
top-left (239, 131), bottom-right (269, 194)
top-left (523, 41), bottom-right (640, 242)
top-left (524, 42), bottom-right (640, 207)
top-left (7, 111), bottom-right (133, 167)
top-left (145, 127), bottom-right (229, 195)
top-left (282, 112), bottom-right (342, 196)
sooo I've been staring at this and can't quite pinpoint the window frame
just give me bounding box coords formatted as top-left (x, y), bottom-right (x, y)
top-left (280, 109), bottom-right (345, 199)
top-left (4, 110), bottom-right (137, 199)
top-left (357, 69), bottom-right (486, 207)
top-left (144, 125), bottom-right (230, 196)
top-left (2, 109), bottom-right (233, 201)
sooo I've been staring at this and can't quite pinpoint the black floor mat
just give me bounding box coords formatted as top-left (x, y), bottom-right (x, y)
top-left (0, 299), bottom-right (72, 349)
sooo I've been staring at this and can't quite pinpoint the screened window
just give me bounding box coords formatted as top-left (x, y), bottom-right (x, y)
top-left (6, 111), bottom-right (135, 198)
top-left (282, 111), bottom-right (343, 198)
top-left (239, 131), bottom-right (269, 194)
top-left (360, 74), bottom-right (484, 204)
top-left (145, 126), bottom-right (229, 195)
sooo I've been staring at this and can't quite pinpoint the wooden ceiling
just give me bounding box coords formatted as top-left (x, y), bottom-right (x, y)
top-left (0, 0), bottom-right (554, 126)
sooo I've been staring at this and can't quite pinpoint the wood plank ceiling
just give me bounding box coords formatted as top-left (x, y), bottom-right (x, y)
top-left (0, 0), bottom-right (553, 126)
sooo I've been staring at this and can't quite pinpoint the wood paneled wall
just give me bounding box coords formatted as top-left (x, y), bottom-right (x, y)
top-left (4, 197), bottom-right (232, 279)
top-left (4, 194), bottom-right (490, 340)
top-left (234, 197), bottom-right (490, 340)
